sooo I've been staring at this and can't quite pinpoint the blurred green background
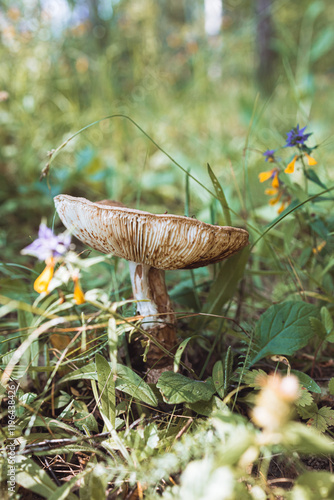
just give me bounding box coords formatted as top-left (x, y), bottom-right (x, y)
top-left (1, 0), bottom-right (334, 261)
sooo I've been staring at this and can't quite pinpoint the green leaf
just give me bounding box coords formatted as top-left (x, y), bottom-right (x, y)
top-left (59, 361), bottom-right (158, 407)
top-left (305, 168), bottom-right (327, 189)
top-left (187, 395), bottom-right (228, 417)
top-left (212, 361), bottom-right (225, 398)
top-left (296, 389), bottom-right (314, 408)
top-left (321, 306), bottom-right (334, 335)
top-left (115, 364), bottom-right (158, 406)
top-left (15, 456), bottom-right (78, 499)
top-left (204, 247), bottom-right (250, 316)
top-left (329, 378), bottom-right (334, 396)
top-left (174, 337), bottom-right (192, 373)
top-left (80, 464), bottom-right (109, 500)
top-left (16, 392), bottom-right (38, 417)
top-left (298, 403), bottom-right (334, 432)
top-left (59, 362), bottom-right (98, 382)
top-left (251, 302), bottom-right (319, 365)
top-left (293, 471), bottom-right (334, 499)
top-left (157, 372), bottom-right (215, 404)
top-left (291, 370), bottom-right (321, 393)
top-left (243, 369), bottom-right (267, 388)
top-left (315, 407), bottom-right (334, 431)
top-left (310, 27), bottom-right (334, 62)
top-left (50, 472), bottom-right (86, 500)
top-left (20, 415), bottom-right (82, 435)
top-left (309, 316), bottom-right (327, 340)
top-left (283, 422), bottom-right (334, 455)
top-left (96, 353), bottom-right (116, 428)
top-left (224, 346), bottom-right (233, 394)
top-left (207, 163), bottom-right (232, 226)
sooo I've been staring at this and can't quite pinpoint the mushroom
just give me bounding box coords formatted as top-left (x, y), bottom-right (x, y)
top-left (54, 194), bottom-right (249, 381)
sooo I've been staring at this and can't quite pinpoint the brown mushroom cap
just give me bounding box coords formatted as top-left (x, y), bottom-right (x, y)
top-left (54, 194), bottom-right (249, 270)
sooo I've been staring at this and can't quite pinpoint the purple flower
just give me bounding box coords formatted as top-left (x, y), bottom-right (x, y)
top-left (285, 125), bottom-right (312, 148)
top-left (22, 223), bottom-right (71, 261)
top-left (263, 149), bottom-right (276, 162)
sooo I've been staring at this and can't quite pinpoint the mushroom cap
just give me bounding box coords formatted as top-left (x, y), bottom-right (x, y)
top-left (54, 194), bottom-right (249, 270)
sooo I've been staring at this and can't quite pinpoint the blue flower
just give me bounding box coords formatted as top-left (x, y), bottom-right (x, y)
top-left (22, 223), bottom-right (71, 261)
top-left (285, 124), bottom-right (312, 148)
top-left (263, 149), bottom-right (276, 162)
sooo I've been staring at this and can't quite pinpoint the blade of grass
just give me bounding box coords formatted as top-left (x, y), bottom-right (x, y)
top-left (207, 163), bottom-right (232, 226)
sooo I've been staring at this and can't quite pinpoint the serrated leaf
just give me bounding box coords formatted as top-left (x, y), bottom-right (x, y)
top-left (296, 388), bottom-right (314, 408)
top-left (329, 378), bottom-right (334, 396)
top-left (291, 369), bottom-right (321, 393)
top-left (243, 369), bottom-right (268, 388)
top-left (212, 361), bottom-right (225, 398)
top-left (251, 302), bottom-right (319, 365)
top-left (156, 372), bottom-right (215, 404)
top-left (298, 403), bottom-right (334, 432)
top-left (316, 407), bottom-right (334, 429)
top-left (297, 402), bottom-right (318, 419)
top-left (309, 316), bottom-right (327, 340)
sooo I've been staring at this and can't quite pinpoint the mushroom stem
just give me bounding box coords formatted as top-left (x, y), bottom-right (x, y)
top-left (128, 261), bottom-right (177, 379)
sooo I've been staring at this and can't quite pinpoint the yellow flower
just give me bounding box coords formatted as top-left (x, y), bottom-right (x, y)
top-left (73, 277), bottom-right (85, 305)
top-left (269, 192), bottom-right (282, 205)
top-left (264, 188), bottom-right (278, 196)
top-left (277, 202), bottom-right (286, 214)
top-left (259, 170), bottom-right (274, 183)
top-left (259, 168), bottom-right (280, 188)
top-left (271, 171), bottom-right (279, 188)
top-left (304, 153), bottom-right (317, 166)
top-left (312, 241), bottom-right (326, 254)
top-left (34, 257), bottom-right (54, 294)
top-left (285, 155), bottom-right (298, 174)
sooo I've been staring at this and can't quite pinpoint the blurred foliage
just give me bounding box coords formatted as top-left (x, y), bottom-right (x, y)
top-left (1, 0), bottom-right (334, 260)
top-left (1, 0), bottom-right (334, 498)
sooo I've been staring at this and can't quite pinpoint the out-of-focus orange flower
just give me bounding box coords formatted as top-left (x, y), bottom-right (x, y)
top-left (304, 153), bottom-right (317, 166)
top-left (285, 155), bottom-right (298, 174)
top-left (76, 56), bottom-right (89, 74)
top-left (312, 241), bottom-right (326, 254)
top-left (7, 7), bottom-right (20, 21)
top-left (73, 277), bottom-right (85, 305)
top-left (258, 168), bottom-right (279, 188)
top-left (34, 257), bottom-right (55, 294)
